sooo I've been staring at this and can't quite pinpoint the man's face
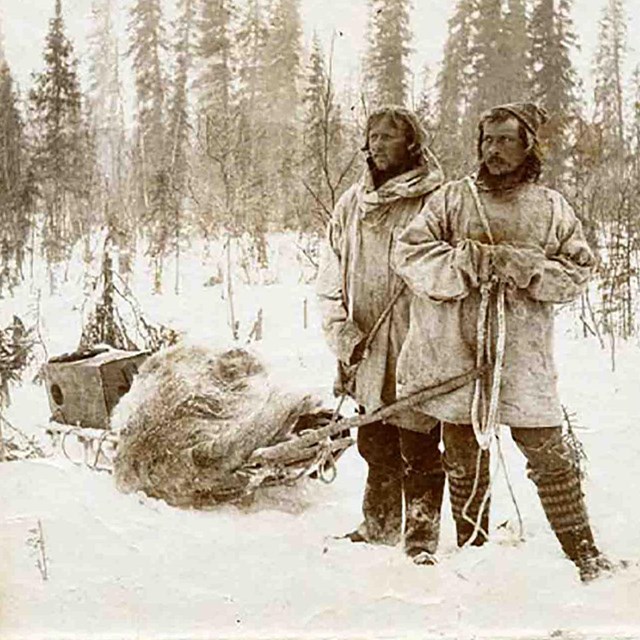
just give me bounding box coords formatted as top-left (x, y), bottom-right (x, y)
top-left (480, 117), bottom-right (528, 176)
top-left (367, 116), bottom-right (412, 175)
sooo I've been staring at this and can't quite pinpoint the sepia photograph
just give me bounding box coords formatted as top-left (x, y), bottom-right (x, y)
top-left (0, 0), bottom-right (639, 638)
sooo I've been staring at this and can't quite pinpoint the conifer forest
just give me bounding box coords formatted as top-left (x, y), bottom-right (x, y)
top-left (3, 2), bottom-right (640, 637)
top-left (0, 0), bottom-right (638, 344)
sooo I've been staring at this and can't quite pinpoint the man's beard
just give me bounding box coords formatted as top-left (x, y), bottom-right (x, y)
top-left (485, 155), bottom-right (512, 174)
top-left (368, 156), bottom-right (415, 188)
top-left (479, 159), bottom-right (529, 190)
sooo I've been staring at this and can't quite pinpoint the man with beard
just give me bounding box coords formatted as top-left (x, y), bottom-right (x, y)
top-left (394, 102), bottom-right (613, 581)
top-left (316, 106), bottom-right (445, 564)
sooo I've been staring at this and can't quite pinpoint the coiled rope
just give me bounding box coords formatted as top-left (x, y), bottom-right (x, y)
top-left (471, 279), bottom-right (507, 450)
top-left (462, 177), bottom-right (524, 544)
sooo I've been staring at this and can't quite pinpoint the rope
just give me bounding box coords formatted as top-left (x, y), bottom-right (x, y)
top-left (315, 440), bottom-right (338, 484)
top-left (470, 285), bottom-right (507, 450)
top-left (490, 282), bottom-right (507, 432)
top-left (471, 282), bottom-right (493, 449)
top-left (460, 447), bottom-right (497, 548)
top-left (495, 432), bottom-right (524, 540)
top-left (460, 429), bottom-right (524, 547)
top-left (466, 176), bottom-right (502, 450)
top-left (261, 438), bottom-right (340, 489)
top-left (464, 176), bottom-right (524, 542)
top-left (56, 426), bottom-right (115, 473)
top-left (331, 394), bottom-right (348, 423)
top-left (361, 283), bottom-right (407, 361)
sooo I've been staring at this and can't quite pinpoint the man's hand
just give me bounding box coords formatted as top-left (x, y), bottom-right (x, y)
top-left (349, 338), bottom-right (369, 366)
top-left (458, 239), bottom-right (494, 284)
top-left (334, 339), bottom-right (367, 398)
top-left (491, 244), bottom-right (545, 288)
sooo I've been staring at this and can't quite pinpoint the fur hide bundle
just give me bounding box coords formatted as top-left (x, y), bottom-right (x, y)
top-left (111, 344), bottom-right (323, 507)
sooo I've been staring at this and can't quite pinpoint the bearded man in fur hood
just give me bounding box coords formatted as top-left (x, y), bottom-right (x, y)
top-left (394, 102), bottom-right (613, 581)
top-left (316, 106), bottom-right (445, 564)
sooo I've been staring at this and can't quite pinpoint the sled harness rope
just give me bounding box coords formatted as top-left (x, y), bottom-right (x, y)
top-left (463, 176), bottom-right (524, 544)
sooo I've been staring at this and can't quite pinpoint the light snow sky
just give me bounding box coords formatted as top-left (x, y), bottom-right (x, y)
top-left (0, 0), bottom-right (639, 110)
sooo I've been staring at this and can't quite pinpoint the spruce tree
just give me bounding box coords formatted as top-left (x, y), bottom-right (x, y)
top-left (471, 0), bottom-right (504, 116)
top-left (234, 0), bottom-right (273, 246)
top-left (194, 0), bottom-right (238, 236)
top-left (435, 0), bottom-right (476, 175)
top-left (364, 0), bottom-right (412, 108)
top-left (236, 0), bottom-right (268, 119)
top-left (87, 0), bottom-right (132, 270)
top-left (29, 0), bottom-right (95, 286)
top-left (594, 0), bottom-right (627, 156)
top-left (260, 0), bottom-right (303, 231)
top-left (501, 0), bottom-right (530, 101)
top-left (166, 0), bottom-right (196, 292)
top-left (302, 32), bottom-right (326, 209)
top-left (470, 0), bottom-right (531, 111)
top-left (0, 62), bottom-right (34, 296)
top-left (264, 0), bottom-right (302, 123)
top-left (530, 0), bottom-right (580, 186)
top-left (197, 0), bottom-right (234, 113)
top-left (588, 0), bottom-right (633, 338)
top-left (127, 0), bottom-right (168, 290)
top-left (414, 63), bottom-right (437, 133)
top-left (127, 0), bottom-right (167, 207)
top-left (631, 65), bottom-right (640, 163)
top-left (88, 0), bottom-right (125, 181)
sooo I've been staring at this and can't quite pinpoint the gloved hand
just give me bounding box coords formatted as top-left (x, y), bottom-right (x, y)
top-left (334, 338), bottom-right (368, 398)
top-left (336, 320), bottom-right (366, 367)
top-left (349, 337), bottom-right (369, 366)
top-left (334, 360), bottom-right (357, 398)
top-left (491, 244), bottom-right (545, 288)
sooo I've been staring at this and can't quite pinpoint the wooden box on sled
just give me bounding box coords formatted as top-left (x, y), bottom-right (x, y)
top-left (43, 348), bottom-right (149, 429)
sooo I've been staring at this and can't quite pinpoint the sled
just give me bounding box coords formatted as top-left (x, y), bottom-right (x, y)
top-left (45, 422), bottom-right (119, 472)
top-left (43, 347), bottom-right (149, 430)
top-left (44, 409), bottom-right (354, 485)
top-left (45, 366), bottom-right (484, 502)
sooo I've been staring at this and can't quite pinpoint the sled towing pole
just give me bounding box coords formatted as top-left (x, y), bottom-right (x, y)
top-left (249, 366), bottom-right (487, 465)
top-left (331, 282), bottom-right (408, 421)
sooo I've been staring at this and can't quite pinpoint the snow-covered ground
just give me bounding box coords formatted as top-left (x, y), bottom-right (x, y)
top-left (1, 238), bottom-right (640, 640)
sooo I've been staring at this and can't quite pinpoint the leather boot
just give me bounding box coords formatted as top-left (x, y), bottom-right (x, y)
top-left (348, 463), bottom-right (402, 545)
top-left (553, 525), bottom-right (615, 582)
top-left (404, 469), bottom-right (445, 564)
top-left (533, 468), bottom-right (613, 582)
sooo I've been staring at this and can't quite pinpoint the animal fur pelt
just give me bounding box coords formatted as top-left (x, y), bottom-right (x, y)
top-left (111, 344), bottom-right (323, 507)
